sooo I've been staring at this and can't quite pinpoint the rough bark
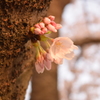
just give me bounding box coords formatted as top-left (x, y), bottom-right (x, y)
top-left (30, 0), bottom-right (70, 100)
top-left (0, 0), bottom-right (51, 100)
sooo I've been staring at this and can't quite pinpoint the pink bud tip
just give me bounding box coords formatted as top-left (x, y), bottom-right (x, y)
top-left (55, 24), bottom-right (62, 29)
top-left (48, 15), bottom-right (55, 21)
top-left (41, 31), bottom-right (45, 35)
top-left (50, 21), bottom-right (57, 27)
top-left (34, 28), bottom-right (42, 34)
top-left (42, 27), bottom-right (48, 33)
top-left (34, 24), bottom-right (41, 29)
top-left (43, 17), bottom-right (51, 24)
top-left (39, 22), bottom-right (45, 28)
top-left (46, 24), bottom-right (57, 32)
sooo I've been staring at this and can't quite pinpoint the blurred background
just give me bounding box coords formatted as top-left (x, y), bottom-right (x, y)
top-left (25, 0), bottom-right (100, 100)
top-left (58, 0), bottom-right (100, 100)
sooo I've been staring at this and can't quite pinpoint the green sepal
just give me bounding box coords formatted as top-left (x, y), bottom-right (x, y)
top-left (40, 35), bottom-right (48, 41)
top-left (45, 31), bottom-right (51, 34)
top-left (30, 27), bottom-right (35, 33)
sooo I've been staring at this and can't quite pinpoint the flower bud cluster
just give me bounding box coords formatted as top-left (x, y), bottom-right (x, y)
top-left (31, 15), bottom-right (62, 35)
top-left (30, 15), bottom-right (78, 73)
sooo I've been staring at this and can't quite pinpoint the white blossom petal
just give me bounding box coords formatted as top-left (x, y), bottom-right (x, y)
top-left (35, 62), bottom-right (44, 73)
top-left (49, 37), bottom-right (78, 64)
top-left (54, 57), bottom-right (63, 64)
top-left (64, 52), bottom-right (75, 60)
top-left (43, 53), bottom-right (52, 70)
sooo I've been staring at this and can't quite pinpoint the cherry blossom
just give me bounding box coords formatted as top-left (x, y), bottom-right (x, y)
top-left (34, 24), bottom-right (41, 28)
top-left (41, 27), bottom-right (48, 33)
top-left (35, 54), bottom-right (45, 73)
top-left (34, 42), bottom-right (53, 73)
top-left (39, 22), bottom-right (45, 28)
top-left (48, 15), bottom-right (55, 21)
top-left (43, 17), bottom-right (51, 24)
top-left (34, 28), bottom-right (42, 35)
top-left (35, 53), bottom-right (52, 73)
top-left (46, 24), bottom-right (57, 32)
top-left (43, 53), bottom-right (52, 70)
top-left (30, 16), bottom-right (62, 35)
top-left (55, 24), bottom-right (62, 29)
top-left (49, 37), bottom-right (78, 64)
top-left (50, 21), bottom-right (57, 27)
top-left (35, 52), bottom-right (53, 73)
top-left (30, 15), bottom-right (78, 73)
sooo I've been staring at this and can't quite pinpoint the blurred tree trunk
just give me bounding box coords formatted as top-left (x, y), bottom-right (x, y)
top-left (30, 0), bottom-right (70, 100)
top-left (0, 0), bottom-right (51, 100)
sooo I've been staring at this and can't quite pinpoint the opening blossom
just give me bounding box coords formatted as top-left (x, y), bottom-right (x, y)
top-left (49, 37), bottom-right (78, 64)
top-left (29, 15), bottom-right (78, 73)
top-left (33, 41), bottom-right (52, 73)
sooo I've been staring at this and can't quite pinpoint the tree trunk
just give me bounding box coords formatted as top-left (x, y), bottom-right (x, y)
top-left (0, 0), bottom-right (51, 100)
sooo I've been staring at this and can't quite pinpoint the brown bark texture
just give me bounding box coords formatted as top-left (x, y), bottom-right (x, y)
top-left (30, 0), bottom-right (70, 100)
top-left (0, 0), bottom-right (51, 100)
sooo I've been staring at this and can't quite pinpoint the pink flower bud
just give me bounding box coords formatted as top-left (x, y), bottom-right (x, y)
top-left (55, 24), bottom-right (62, 29)
top-left (43, 17), bottom-right (51, 24)
top-left (42, 27), bottom-right (48, 33)
top-left (41, 31), bottom-right (45, 35)
top-left (35, 62), bottom-right (44, 73)
top-left (39, 22), bottom-right (45, 28)
top-left (34, 24), bottom-right (41, 29)
top-left (50, 21), bottom-right (57, 27)
top-left (46, 24), bottom-right (57, 32)
top-left (48, 15), bottom-right (55, 21)
top-left (34, 28), bottom-right (42, 34)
